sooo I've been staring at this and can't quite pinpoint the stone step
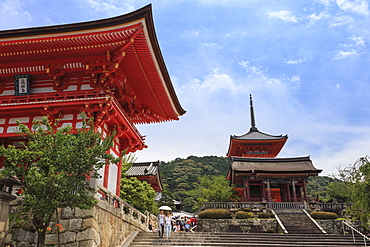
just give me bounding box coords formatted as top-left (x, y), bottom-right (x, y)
top-left (136, 232), bottom-right (364, 240)
top-left (129, 232), bottom-right (367, 247)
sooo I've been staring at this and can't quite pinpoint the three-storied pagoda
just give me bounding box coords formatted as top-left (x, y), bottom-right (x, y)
top-left (227, 95), bottom-right (321, 202)
top-left (0, 5), bottom-right (185, 196)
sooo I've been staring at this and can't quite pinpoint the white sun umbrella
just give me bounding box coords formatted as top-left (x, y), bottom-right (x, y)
top-left (159, 205), bottom-right (172, 211)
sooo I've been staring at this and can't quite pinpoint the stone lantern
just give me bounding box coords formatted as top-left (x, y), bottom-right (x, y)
top-left (0, 177), bottom-right (22, 240)
top-left (229, 205), bottom-right (238, 224)
top-left (228, 205), bottom-right (242, 232)
top-left (261, 198), bottom-right (268, 213)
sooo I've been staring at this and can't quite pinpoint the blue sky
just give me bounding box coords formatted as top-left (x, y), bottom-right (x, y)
top-left (2, 0), bottom-right (370, 175)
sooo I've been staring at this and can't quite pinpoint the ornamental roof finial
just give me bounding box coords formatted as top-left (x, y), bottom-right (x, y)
top-left (249, 94), bottom-right (258, 132)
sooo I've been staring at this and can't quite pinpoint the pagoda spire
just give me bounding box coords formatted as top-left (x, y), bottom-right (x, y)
top-left (249, 94), bottom-right (258, 132)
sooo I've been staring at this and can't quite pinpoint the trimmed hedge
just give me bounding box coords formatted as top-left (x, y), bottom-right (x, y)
top-left (198, 209), bottom-right (231, 219)
top-left (310, 211), bottom-right (338, 219)
top-left (257, 212), bottom-right (274, 218)
top-left (236, 211), bottom-right (254, 219)
top-left (198, 209), bottom-right (271, 219)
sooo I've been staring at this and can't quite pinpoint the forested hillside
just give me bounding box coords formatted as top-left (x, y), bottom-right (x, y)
top-left (158, 155), bottom-right (338, 211)
top-left (159, 156), bottom-right (230, 212)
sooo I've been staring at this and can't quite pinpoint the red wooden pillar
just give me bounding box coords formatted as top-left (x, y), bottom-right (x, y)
top-left (266, 178), bottom-right (272, 202)
top-left (243, 179), bottom-right (247, 202)
top-left (286, 183), bottom-right (292, 202)
top-left (292, 179), bottom-right (297, 202)
top-left (246, 180), bottom-right (251, 201)
top-left (302, 179), bottom-right (308, 202)
top-left (103, 163), bottom-right (109, 188)
top-left (262, 182), bottom-right (267, 200)
top-left (116, 159), bottom-right (123, 196)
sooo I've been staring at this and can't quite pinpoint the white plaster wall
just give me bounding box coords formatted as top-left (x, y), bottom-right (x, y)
top-left (32, 87), bottom-right (56, 93)
top-left (2, 90), bottom-right (15, 96)
top-left (64, 85), bottom-right (78, 91)
top-left (96, 166), bottom-right (105, 187)
top-left (108, 164), bottom-right (118, 195)
top-left (81, 84), bottom-right (94, 90)
top-left (9, 117), bottom-right (30, 124)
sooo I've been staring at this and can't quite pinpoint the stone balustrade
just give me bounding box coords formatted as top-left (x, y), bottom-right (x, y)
top-left (203, 201), bottom-right (352, 212)
top-left (95, 185), bottom-right (149, 227)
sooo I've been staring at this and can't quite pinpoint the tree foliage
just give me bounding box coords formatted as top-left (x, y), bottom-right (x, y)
top-left (329, 156), bottom-right (370, 227)
top-left (159, 156), bottom-right (230, 212)
top-left (306, 176), bottom-right (342, 202)
top-left (187, 175), bottom-right (236, 211)
top-left (0, 118), bottom-right (119, 247)
top-left (120, 177), bottom-right (157, 214)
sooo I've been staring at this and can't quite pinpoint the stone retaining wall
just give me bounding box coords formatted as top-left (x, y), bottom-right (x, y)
top-left (197, 219), bottom-right (279, 233)
top-left (317, 220), bottom-right (363, 235)
top-left (197, 218), bottom-right (364, 235)
top-left (11, 202), bottom-right (150, 247)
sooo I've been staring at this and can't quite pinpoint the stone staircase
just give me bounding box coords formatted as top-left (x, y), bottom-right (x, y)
top-left (127, 231), bottom-right (368, 246)
top-left (274, 209), bottom-right (323, 234)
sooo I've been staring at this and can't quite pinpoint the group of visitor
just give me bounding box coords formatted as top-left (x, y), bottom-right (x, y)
top-left (150, 210), bottom-right (197, 240)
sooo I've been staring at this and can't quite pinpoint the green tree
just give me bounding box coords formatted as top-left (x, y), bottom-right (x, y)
top-left (347, 157), bottom-right (370, 225)
top-left (326, 180), bottom-right (351, 203)
top-left (120, 177), bottom-right (157, 214)
top-left (330, 156), bottom-right (370, 226)
top-left (0, 118), bottom-right (119, 247)
top-left (188, 175), bottom-right (236, 211)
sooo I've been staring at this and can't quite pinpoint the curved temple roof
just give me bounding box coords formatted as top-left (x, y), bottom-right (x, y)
top-left (231, 156), bottom-right (322, 173)
top-left (231, 130), bottom-right (287, 141)
top-left (0, 4), bottom-right (185, 123)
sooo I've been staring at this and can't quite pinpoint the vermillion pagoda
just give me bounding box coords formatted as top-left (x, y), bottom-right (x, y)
top-left (0, 5), bottom-right (185, 196)
top-left (227, 95), bottom-right (321, 202)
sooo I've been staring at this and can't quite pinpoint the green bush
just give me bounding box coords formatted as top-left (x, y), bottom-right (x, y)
top-left (266, 228), bottom-right (275, 233)
top-left (241, 208), bottom-right (251, 212)
top-left (198, 209), bottom-right (231, 219)
top-left (236, 211), bottom-right (254, 219)
top-left (310, 211), bottom-right (338, 219)
top-left (258, 212), bottom-right (274, 218)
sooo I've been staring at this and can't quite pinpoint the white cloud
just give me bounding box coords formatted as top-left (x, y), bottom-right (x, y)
top-left (85, 0), bottom-right (135, 15)
top-left (334, 35), bottom-right (365, 60)
top-left (334, 49), bottom-right (360, 60)
top-left (335, 0), bottom-right (370, 16)
top-left (289, 76), bottom-right (301, 82)
top-left (307, 11), bottom-right (330, 26)
top-left (316, 0), bottom-right (331, 7)
top-left (349, 35), bottom-right (365, 47)
top-left (199, 42), bottom-right (224, 49)
top-left (0, 0), bottom-right (32, 29)
top-left (329, 15), bottom-right (355, 27)
top-left (266, 10), bottom-right (299, 23)
top-left (183, 69), bottom-right (244, 94)
top-left (239, 61), bottom-right (266, 75)
top-left (315, 132), bottom-right (370, 175)
top-left (285, 58), bottom-right (307, 64)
